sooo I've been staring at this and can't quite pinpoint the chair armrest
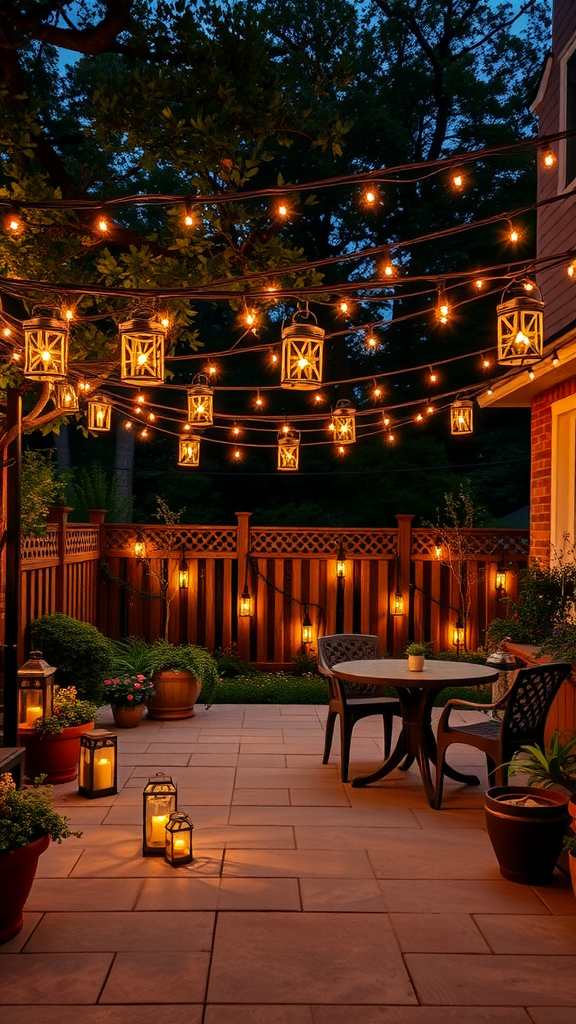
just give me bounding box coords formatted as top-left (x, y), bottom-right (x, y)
top-left (437, 693), bottom-right (504, 734)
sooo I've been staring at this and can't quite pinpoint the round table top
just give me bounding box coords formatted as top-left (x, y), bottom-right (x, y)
top-left (331, 658), bottom-right (499, 689)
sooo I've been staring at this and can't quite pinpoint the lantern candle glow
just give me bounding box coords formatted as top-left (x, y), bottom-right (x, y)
top-left (142, 773), bottom-right (178, 856)
top-left (17, 651), bottom-right (56, 732)
top-left (165, 811), bottom-right (194, 866)
top-left (78, 730), bottom-right (118, 798)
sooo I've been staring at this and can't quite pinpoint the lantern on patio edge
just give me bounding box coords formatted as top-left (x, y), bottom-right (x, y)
top-left (142, 772), bottom-right (178, 856)
top-left (280, 306), bottom-right (324, 390)
top-left (496, 280), bottom-right (544, 366)
top-left (17, 651), bottom-right (56, 730)
top-left (187, 374), bottom-right (214, 426)
top-left (78, 729), bottom-right (118, 798)
top-left (120, 307), bottom-right (166, 384)
top-left (331, 399), bottom-right (356, 445)
top-left (450, 399), bottom-right (473, 435)
top-left (277, 427), bottom-right (300, 471)
top-left (23, 308), bottom-right (68, 381)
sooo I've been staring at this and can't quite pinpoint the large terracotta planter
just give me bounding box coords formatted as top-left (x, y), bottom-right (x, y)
top-left (112, 704), bottom-right (144, 729)
top-left (147, 670), bottom-right (201, 720)
top-left (18, 722), bottom-right (94, 784)
top-left (485, 785), bottom-right (570, 885)
top-left (0, 834), bottom-right (50, 944)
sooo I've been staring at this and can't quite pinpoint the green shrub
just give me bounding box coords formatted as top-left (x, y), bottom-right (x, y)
top-left (21, 449), bottom-right (68, 536)
top-left (292, 651), bottom-right (319, 675)
top-left (213, 672), bottom-right (328, 704)
top-left (30, 613), bottom-right (114, 705)
top-left (214, 644), bottom-right (255, 678)
top-left (431, 647), bottom-right (489, 665)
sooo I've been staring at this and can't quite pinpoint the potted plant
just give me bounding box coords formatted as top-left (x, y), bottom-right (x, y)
top-left (405, 642), bottom-right (427, 672)
top-left (506, 731), bottom-right (576, 828)
top-left (0, 773), bottom-right (81, 944)
top-left (563, 834), bottom-right (576, 899)
top-left (147, 641), bottom-right (219, 719)
top-left (18, 686), bottom-right (99, 784)
top-left (104, 673), bottom-right (157, 728)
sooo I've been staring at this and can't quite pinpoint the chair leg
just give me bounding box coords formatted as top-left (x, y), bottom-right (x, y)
top-left (382, 713), bottom-right (392, 758)
top-left (322, 711), bottom-right (337, 764)
top-left (486, 756), bottom-right (498, 788)
top-left (434, 744), bottom-right (448, 809)
top-left (340, 718), bottom-right (352, 783)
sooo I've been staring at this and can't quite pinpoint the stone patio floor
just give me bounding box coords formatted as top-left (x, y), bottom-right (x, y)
top-left (2, 702), bottom-right (576, 1024)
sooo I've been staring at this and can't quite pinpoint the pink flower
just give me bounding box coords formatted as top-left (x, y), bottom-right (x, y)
top-left (136, 674), bottom-right (145, 681)
top-left (134, 682), bottom-right (141, 689)
top-left (127, 694), bottom-right (134, 700)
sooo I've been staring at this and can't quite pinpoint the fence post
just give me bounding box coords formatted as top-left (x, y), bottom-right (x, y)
top-left (236, 512), bottom-right (252, 661)
top-left (394, 514), bottom-right (413, 654)
top-left (88, 510), bottom-right (107, 632)
top-left (47, 506), bottom-right (73, 614)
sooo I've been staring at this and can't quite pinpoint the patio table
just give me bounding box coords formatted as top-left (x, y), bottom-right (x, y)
top-left (331, 658), bottom-right (499, 807)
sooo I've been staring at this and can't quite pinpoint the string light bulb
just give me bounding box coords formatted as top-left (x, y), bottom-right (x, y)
top-left (415, 412), bottom-right (423, 423)
top-left (97, 216), bottom-right (109, 233)
top-left (568, 263), bottom-right (575, 278)
top-left (233, 449), bottom-right (241, 460)
top-left (508, 223), bottom-right (519, 243)
top-left (552, 351), bottom-right (560, 367)
top-left (314, 393), bottom-right (322, 403)
top-left (387, 430), bottom-right (395, 443)
top-left (125, 421), bottom-right (132, 429)
top-left (487, 384), bottom-right (494, 396)
top-left (339, 300), bottom-right (349, 314)
top-left (366, 334), bottom-right (378, 349)
top-left (184, 203), bottom-right (193, 226)
top-left (523, 282), bottom-right (534, 292)
top-left (207, 364), bottom-right (217, 376)
top-left (475, 279), bottom-right (484, 289)
top-left (383, 260), bottom-right (396, 277)
top-left (3, 326), bottom-right (12, 337)
top-left (528, 368), bottom-right (536, 380)
top-left (64, 308), bottom-right (73, 321)
top-left (255, 391), bottom-right (263, 409)
top-left (277, 202), bottom-right (289, 218)
top-left (7, 212), bottom-right (21, 232)
top-left (426, 404), bottom-right (434, 415)
top-left (429, 366), bottom-right (437, 384)
top-left (543, 150), bottom-right (556, 168)
top-left (452, 173), bottom-right (464, 188)
top-left (244, 309), bottom-right (256, 327)
top-left (481, 354), bottom-right (490, 369)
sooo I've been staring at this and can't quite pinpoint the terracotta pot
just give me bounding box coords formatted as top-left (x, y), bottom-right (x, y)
top-left (408, 655), bottom-right (425, 672)
top-left (112, 704), bottom-right (144, 729)
top-left (147, 669), bottom-right (202, 720)
top-left (485, 785), bottom-right (570, 885)
top-left (18, 722), bottom-right (94, 784)
top-left (0, 834), bottom-right (50, 944)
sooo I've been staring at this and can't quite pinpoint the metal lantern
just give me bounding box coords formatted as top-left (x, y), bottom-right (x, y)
top-left (142, 772), bottom-right (178, 856)
top-left (301, 608), bottom-right (313, 645)
top-left (280, 308), bottom-right (324, 389)
top-left (495, 566), bottom-right (507, 594)
top-left (331, 399), bottom-right (356, 444)
top-left (497, 281), bottom-right (544, 365)
top-left (134, 533), bottom-right (146, 559)
top-left (179, 433), bottom-right (201, 467)
top-left (434, 537), bottom-right (443, 560)
top-left (120, 309), bottom-right (166, 384)
top-left (87, 399), bottom-right (112, 431)
top-left (336, 540), bottom-right (347, 579)
top-left (55, 383), bottom-right (79, 412)
top-left (165, 811), bottom-right (194, 866)
top-left (17, 651), bottom-right (56, 730)
top-left (392, 590), bottom-right (404, 616)
top-left (453, 617), bottom-right (465, 650)
top-left (187, 375), bottom-right (214, 426)
top-left (178, 547), bottom-right (189, 589)
top-left (78, 730), bottom-right (118, 798)
top-left (450, 399), bottom-right (473, 435)
top-left (277, 428), bottom-right (300, 471)
top-left (239, 585), bottom-right (254, 617)
top-left (23, 310), bottom-right (68, 381)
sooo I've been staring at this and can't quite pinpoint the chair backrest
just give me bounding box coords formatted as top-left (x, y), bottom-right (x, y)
top-left (317, 633), bottom-right (381, 674)
top-left (502, 661), bottom-right (572, 741)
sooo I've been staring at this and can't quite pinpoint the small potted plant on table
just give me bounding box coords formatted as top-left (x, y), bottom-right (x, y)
top-left (406, 643), bottom-right (427, 672)
top-left (104, 674), bottom-right (157, 728)
top-left (18, 687), bottom-right (98, 784)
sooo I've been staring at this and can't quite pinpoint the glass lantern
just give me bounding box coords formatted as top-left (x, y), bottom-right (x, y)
top-left (187, 375), bottom-right (214, 426)
top-left (497, 281), bottom-right (544, 365)
top-left (142, 772), bottom-right (178, 856)
top-left (336, 540), bottom-right (347, 579)
top-left (133, 534), bottom-right (147, 559)
top-left (78, 730), bottom-right (118, 798)
top-left (55, 383), bottom-right (79, 412)
top-left (495, 566), bottom-right (507, 594)
top-left (239, 584), bottom-right (254, 617)
top-left (120, 310), bottom-right (166, 384)
top-left (331, 399), bottom-right (356, 444)
top-left (23, 310), bottom-right (68, 382)
top-left (301, 609), bottom-right (313, 645)
top-left (450, 399), bottom-right (473, 435)
top-left (391, 590), bottom-right (404, 616)
top-left (280, 308), bottom-right (324, 389)
top-left (179, 548), bottom-right (189, 589)
top-left (277, 428), bottom-right (300, 471)
top-left (17, 651), bottom-right (56, 731)
top-left (179, 434), bottom-right (201, 467)
top-left (165, 811), bottom-right (194, 866)
top-left (87, 399), bottom-right (112, 431)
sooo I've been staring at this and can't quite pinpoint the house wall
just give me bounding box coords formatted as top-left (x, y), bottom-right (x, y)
top-left (531, 376), bottom-right (576, 561)
top-left (536, 1), bottom-right (576, 339)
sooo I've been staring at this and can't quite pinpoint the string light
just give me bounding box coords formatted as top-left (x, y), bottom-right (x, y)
top-left (339, 300), bottom-right (349, 314)
top-left (207, 364), bottom-right (217, 376)
top-left (233, 449), bottom-right (241, 460)
top-left (184, 203), bottom-right (194, 226)
top-left (11, 351), bottom-right (21, 361)
top-left (568, 263), bottom-right (575, 278)
top-left (415, 412), bottom-right (423, 423)
top-left (429, 366), bottom-right (437, 384)
top-left (137, 394), bottom-right (145, 403)
top-left (3, 326), bottom-right (12, 337)
top-left (382, 413), bottom-right (390, 428)
top-left (314, 393), bottom-right (323, 403)
top-left (382, 259), bottom-right (396, 277)
top-left (244, 309), bottom-right (256, 327)
top-left (475, 279), bottom-right (484, 289)
top-left (7, 215), bottom-right (21, 232)
top-left (386, 430), bottom-right (395, 443)
top-left (277, 202), bottom-right (289, 218)
top-left (366, 334), bottom-right (378, 349)
top-left (148, 412), bottom-right (155, 421)
top-left (543, 150), bottom-right (556, 168)
top-left (140, 427), bottom-right (149, 438)
top-left (481, 354), bottom-right (490, 369)
top-left (452, 173), bottom-right (464, 188)
top-left (125, 420), bottom-right (132, 429)
top-left (523, 281), bottom-right (534, 292)
top-left (552, 351), bottom-right (560, 367)
top-left (65, 308), bottom-right (74, 321)
top-left (232, 423), bottom-right (240, 436)
top-left (426, 404), bottom-right (434, 414)
top-left (97, 216), bottom-right (109, 232)
top-left (487, 384), bottom-right (494, 395)
top-left (528, 368), bottom-right (536, 380)
top-left (160, 316), bottom-right (170, 328)
top-left (373, 383), bottom-right (383, 400)
top-left (508, 222), bottom-right (519, 243)
top-left (255, 391), bottom-right (263, 409)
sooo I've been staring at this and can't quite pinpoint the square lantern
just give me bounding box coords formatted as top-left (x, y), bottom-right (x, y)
top-left (450, 399), bottom-right (473, 435)
top-left (88, 399), bottom-right (112, 431)
top-left (23, 312), bottom-right (68, 381)
top-left (497, 283), bottom-right (544, 365)
top-left (332, 399), bottom-right (356, 444)
top-left (78, 730), bottom-right (118, 798)
top-left (187, 376), bottom-right (214, 425)
top-left (277, 428), bottom-right (300, 471)
top-left (179, 433), bottom-right (201, 467)
top-left (281, 309), bottom-right (324, 390)
top-left (55, 383), bottom-right (79, 412)
top-left (165, 811), bottom-right (194, 866)
top-left (17, 651), bottom-right (56, 730)
top-left (391, 590), bottom-right (404, 616)
top-left (142, 772), bottom-right (178, 856)
top-left (120, 312), bottom-right (166, 384)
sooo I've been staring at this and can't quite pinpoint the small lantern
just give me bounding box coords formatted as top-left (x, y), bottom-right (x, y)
top-left (179, 547), bottom-right (189, 589)
top-left (497, 281), bottom-right (544, 365)
top-left (165, 811), bottom-right (194, 866)
top-left (280, 307), bottom-right (324, 389)
top-left (134, 534), bottom-right (147, 559)
top-left (120, 309), bottom-right (166, 385)
top-left (55, 383), bottom-right (79, 412)
top-left (277, 428), bottom-right (300, 471)
top-left (495, 566), bottom-right (507, 594)
top-left (434, 537), bottom-right (442, 560)
top-left (78, 729), bottom-right (118, 798)
top-left (331, 399), bottom-right (356, 444)
top-left (143, 772), bottom-right (178, 856)
top-left (239, 584), bottom-right (254, 617)
top-left (23, 309), bottom-right (68, 381)
top-left (17, 651), bottom-right (56, 730)
top-left (392, 590), bottom-right (404, 616)
top-left (301, 608), bottom-right (313, 645)
top-left (179, 433), bottom-right (201, 467)
top-left (453, 617), bottom-right (465, 649)
top-left (450, 399), bottom-right (473, 435)
top-left (336, 540), bottom-right (347, 579)
top-left (187, 375), bottom-right (214, 426)
top-left (87, 399), bottom-right (112, 431)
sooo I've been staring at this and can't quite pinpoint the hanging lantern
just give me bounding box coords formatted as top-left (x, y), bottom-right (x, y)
top-left (331, 399), bottom-right (356, 444)
top-left (165, 811), bottom-right (194, 866)
top-left (78, 730), bottom-right (118, 798)
top-left (450, 399), bottom-right (473, 435)
top-left (336, 540), bottom-right (347, 579)
top-left (280, 307), bottom-right (324, 389)
top-left (23, 309), bottom-right (68, 381)
top-left (186, 374), bottom-right (214, 425)
top-left (277, 428), bottom-right (300, 471)
top-left (434, 537), bottom-right (443, 560)
top-left (301, 608), bottom-right (313, 645)
top-left (142, 772), bottom-right (178, 856)
top-left (497, 281), bottom-right (544, 365)
top-left (239, 584), bottom-right (254, 616)
top-left (55, 383), bottom-right (79, 412)
top-left (392, 590), bottom-right (404, 616)
top-left (495, 566), bottom-right (507, 594)
top-left (133, 534), bottom-right (146, 559)
top-left (120, 308), bottom-right (166, 384)
top-left (87, 398), bottom-right (112, 431)
top-left (178, 433), bottom-right (201, 467)
top-left (453, 617), bottom-right (465, 649)
top-left (178, 547), bottom-right (189, 589)
top-left (17, 651), bottom-right (56, 731)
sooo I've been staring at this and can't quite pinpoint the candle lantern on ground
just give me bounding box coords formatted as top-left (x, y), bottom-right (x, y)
top-left (165, 811), bottom-right (194, 866)
top-left (55, 383), bottom-right (79, 412)
top-left (187, 375), bottom-right (214, 426)
top-left (23, 309), bottom-right (68, 382)
top-left (78, 730), bottom-right (118, 798)
top-left (17, 651), bottom-right (56, 731)
top-left (87, 398), bottom-right (112, 431)
top-left (179, 434), bottom-right (201, 467)
top-left (496, 280), bottom-right (544, 365)
top-left (120, 308), bottom-right (166, 384)
top-left (280, 307), bottom-right (324, 389)
top-left (450, 399), bottom-right (473, 435)
top-left (331, 400), bottom-right (356, 445)
top-left (142, 772), bottom-right (178, 856)
top-left (277, 428), bottom-right (300, 471)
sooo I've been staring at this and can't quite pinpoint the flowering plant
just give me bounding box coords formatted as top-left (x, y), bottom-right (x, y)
top-left (34, 686), bottom-right (98, 736)
top-left (0, 773), bottom-right (81, 851)
top-left (104, 674), bottom-right (156, 709)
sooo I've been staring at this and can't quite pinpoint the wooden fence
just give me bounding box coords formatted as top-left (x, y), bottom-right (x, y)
top-left (15, 509), bottom-right (529, 667)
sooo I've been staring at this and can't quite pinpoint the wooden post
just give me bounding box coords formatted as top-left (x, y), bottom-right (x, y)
top-left (47, 506), bottom-right (73, 615)
top-left (393, 514), bottom-right (413, 655)
top-left (88, 510), bottom-right (107, 632)
top-left (236, 512), bottom-right (252, 661)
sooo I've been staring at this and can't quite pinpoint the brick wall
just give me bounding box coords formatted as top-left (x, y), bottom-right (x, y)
top-left (531, 376), bottom-right (576, 561)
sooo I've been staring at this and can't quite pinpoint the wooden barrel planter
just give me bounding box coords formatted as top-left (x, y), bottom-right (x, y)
top-left (146, 670), bottom-right (202, 720)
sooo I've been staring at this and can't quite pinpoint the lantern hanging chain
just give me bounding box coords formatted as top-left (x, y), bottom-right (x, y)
top-left (246, 554), bottom-right (324, 624)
